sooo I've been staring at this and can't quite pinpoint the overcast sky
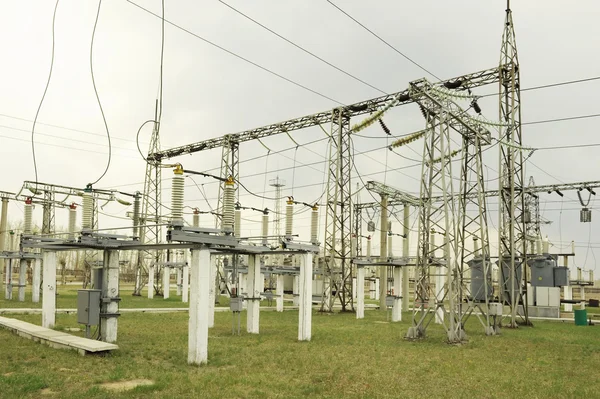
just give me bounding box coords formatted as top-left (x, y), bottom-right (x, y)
top-left (1, 1), bottom-right (599, 274)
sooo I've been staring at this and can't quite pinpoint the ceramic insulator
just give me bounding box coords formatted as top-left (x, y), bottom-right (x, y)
top-left (23, 204), bottom-right (33, 234)
top-left (310, 207), bottom-right (318, 244)
top-left (68, 208), bottom-right (76, 240)
top-left (285, 202), bottom-right (293, 236)
top-left (171, 174), bottom-right (185, 222)
top-left (234, 209), bottom-right (241, 238)
top-left (82, 192), bottom-right (93, 230)
top-left (222, 183), bottom-right (235, 232)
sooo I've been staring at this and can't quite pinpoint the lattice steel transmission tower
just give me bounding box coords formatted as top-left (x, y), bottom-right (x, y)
top-left (524, 176), bottom-right (542, 254)
top-left (216, 136), bottom-right (239, 226)
top-left (321, 108), bottom-right (354, 312)
top-left (498, 1), bottom-right (528, 327)
top-left (134, 121), bottom-right (163, 296)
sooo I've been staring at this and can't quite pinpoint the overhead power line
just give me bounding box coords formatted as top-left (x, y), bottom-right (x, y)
top-left (522, 113), bottom-right (600, 126)
top-left (125, 0), bottom-right (344, 105)
top-left (217, 0), bottom-right (387, 95)
top-left (324, 0), bottom-right (441, 81)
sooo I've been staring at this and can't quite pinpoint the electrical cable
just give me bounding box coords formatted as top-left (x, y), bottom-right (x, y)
top-left (31, 0), bottom-right (60, 191)
top-left (217, 0), bottom-right (387, 95)
top-left (125, 0), bottom-right (344, 105)
top-left (325, 0), bottom-right (441, 81)
top-left (88, 0), bottom-right (112, 186)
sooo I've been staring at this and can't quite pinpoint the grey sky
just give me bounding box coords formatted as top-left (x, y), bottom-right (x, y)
top-left (1, 1), bottom-right (599, 272)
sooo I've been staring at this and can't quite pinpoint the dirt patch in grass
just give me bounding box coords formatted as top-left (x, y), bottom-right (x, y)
top-left (100, 379), bottom-right (154, 392)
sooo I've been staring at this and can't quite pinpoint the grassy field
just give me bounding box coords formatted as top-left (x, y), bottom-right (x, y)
top-left (1, 296), bottom-right (599, 398)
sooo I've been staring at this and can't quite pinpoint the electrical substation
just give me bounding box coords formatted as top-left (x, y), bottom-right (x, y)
top-left (0, 1), bottom-right (599, 396)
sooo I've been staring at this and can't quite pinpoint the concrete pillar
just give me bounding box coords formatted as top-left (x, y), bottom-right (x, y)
top-left (182, 263), bottom-right (189, 303)
top-left (374, 277), bottom-right (380, 301)
top-left (5, 259), bottom-right (13, 300)
top-left (298, 252), bottom-right (313, 341)
top-left (292, 275), bottom-right (299, 306)
top-left (18, 259), bottom-right (27, 302)
top-left (379, 195), bottom-right (388, 311)
top-left (32, 258), bottom-right (41, 303)
top-left (101, 250), bottom-right (120, 343)
top-left (352, 277), bottom-right (357, 300)
top-left (276, 274), bottom-right (284, 312)
top-left (148, 265), bottom-right (154, 299)
top-left (188, 247), bottom-right (210, 365)
top-left (163, 267), bottom-right (170, 299)
top-left (0, 198), bottom-right (8, 288)
top-left (42, 251), bottom-right (57, 329)
top-left (246, 254), bottom-right (260, 334)
top-left (392, 266), bottom-right (402, 322)
top-left (356, 266), bottom-right (365, 319)
top-left (580, 286), bottom-right (586, 310)
top-left (176, 267), bottom-right (182, 296)
top-left (564, 285), bottom-right (572, 312)
top-left (402, 205), bottom-right (410, 312)
top-left (208, 255), bottom-right (216, 328)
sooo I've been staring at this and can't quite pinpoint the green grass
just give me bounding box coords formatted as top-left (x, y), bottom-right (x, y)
top-left (0, 306), bottom-right (599, 398)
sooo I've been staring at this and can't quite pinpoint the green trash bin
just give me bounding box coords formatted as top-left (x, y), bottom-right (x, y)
top-left (574, 309), bottom-right (588, 326)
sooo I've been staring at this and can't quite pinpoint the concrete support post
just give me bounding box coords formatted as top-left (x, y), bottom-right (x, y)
top-left (176, 267), bottom-right (182, 296)
top-left (101, 250), bottom-right (120, 343)
top-left (147, 265), bottom-right (154, 299)
top-left (352, 277), bottom-right (357, 300)
top-left (182, 263), bottom-right (189, 303)
top-left (402, 205), bottom-right (410, 312)
top-left (392, 266), bottom-right (402, 322)
top-left (246, 254), bottom-right (260, 334)
top-left (564, 286), bottom-right (572, 312)
top-left (276, 274), bottom-right (284, 312)
top-left (374, 277), bottom-right (380, 301)
top-left (298, 252), bottom-right (313, 341)
top-left (5, 259), bottom-right (12, 300)
top-left (0, 198), bottom-right (7, 288)
top-left (32, 258), bottom-right (41, 303)
top-left (356, 266), bottom-right (365, 319)
top-left (580, 286), bottom-right (586, 310)
top-left (42, 251), bottom-right (57, 329)
top-left (292, 275), bottom-right (299, 306)
top-left (18, 259), bottom-right (27, 302)
top-left (208, 255), bottom-right (216, 328)
top-left (379, 195), bottom-right (388, 311)
top-left (163, 267), bottom-right (170, 299)
top-left (188, 247), bottom-right (210, 365)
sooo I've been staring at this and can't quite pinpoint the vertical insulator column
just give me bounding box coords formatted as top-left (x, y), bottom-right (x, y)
top-left (473, 236), bottom-right (480, 257)
top-left (23, 198), bottom-right (33, 235)
top-left (222, 177), bottom-right (235, 233)
top-left (234, 205), bottom-right (241, 238)
top-left (82, 186), bottom-right (93, 230)
top-left (132, 192), bottom-right (141, 237)
top-left (261, 211), bottom-right (269, 245)
top-left (366, 236), bottom-right (372, 258)
top-left (388, 234), bottom-right (393, 258)
top-left (310, 205), bottom-right (319, 245)
top-left (68, 203), bottom-right (77, 240)
top-left (171, 165), bottom-right (185, 223)
top-left (193, 208), bottom-right (200, 228)
top-left (285, 197), bottom-right (294, 238)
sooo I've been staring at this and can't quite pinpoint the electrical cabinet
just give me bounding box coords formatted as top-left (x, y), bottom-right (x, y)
top-left (77, 289), bottom-right (101, 326)
top-left (553, 267), bottom-right (569, 287)
top-left (230, 297), bottom-right (244, 312)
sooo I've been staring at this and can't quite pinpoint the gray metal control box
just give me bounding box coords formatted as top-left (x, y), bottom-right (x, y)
top-left (230, 297), bottom-right (244, 312)
top-left (553, 267), bottom-right (569, 287)
top-left (77, 289), bottom-right (101, 326)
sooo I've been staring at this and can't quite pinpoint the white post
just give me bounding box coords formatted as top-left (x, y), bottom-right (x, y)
top-left (402, 205), bottom-right (410, 312)
top-left (298, 252), bottom-right (313, 341)
top-left (101, 250), bottom-right (120, 343)
top-left (4, 259), bottom-right (12, 300)
top-left (163, 267), bottom-right (170, 299)
top-left (292, 275), bottom-right (299, 306)
top-left (374, 277), bottom-right (380, 301)
top-left (352, 277), bottom-right (357, 300)
top-left (276, 274), bottom-right (284, 312)
top-left (435, 266), bottom-right (444, 324)
top-left (182, 256), bottom-right (189, 303)
top-left (356, 266), bottom-right (365, 319)
top-left (18, 259), bottom-right (27, 302)
top-left (246, 254), bottom-right (260, 334)
top-left (176, 267), bottom-right (182, 296)
top-left (580, 285), bottom-right (586, 310)
top-left (42, 251), bottom-right (57, 329)
top-left (188, 247), bottom-right (210, 365)
top-left (32, 258), bottom-right (41, 303)
top-left (564, 286), bottom-right (572, 312)
top-left (148, 264), bottom-right (154, 299)
top-left (392, 266), bottom-right (402, 322)
top-left (208, 255), bottom-right (216, 328)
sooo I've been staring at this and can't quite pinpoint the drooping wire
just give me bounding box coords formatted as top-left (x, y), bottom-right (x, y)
top-left (291, 146), bottom-right (299, 196)
top-left (88, 0), bottom-right (112, 186)
top-left (31, 0), bottom-right (60, 191)
top-left (261, 150), bottom-right (270, 209)
top-left (158, 0), bottom-right (165, 123)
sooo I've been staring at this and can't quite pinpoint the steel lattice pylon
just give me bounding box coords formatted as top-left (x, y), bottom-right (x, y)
top-left (321, 108), bottom-right (354, 312)
top-left (524, 176), bottom-right (542, 254)
top-left (498, 3), bottom-right (528, 327)
top-left (133, 122), bottom-right (163, 296)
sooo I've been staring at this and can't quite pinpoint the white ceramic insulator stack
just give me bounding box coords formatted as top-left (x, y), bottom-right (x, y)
top-left (261, 214), bottom-right (269, 245)
top-left (234, 209), bottom-right (241, 238)
top-left (193, 212), bottom-right (199, 228)
top-left (132, 195), bottom-right (141, 237)
top-left (222, 184), bottom-right (235, 232)
top-left (310, 208), bottom-right (318, 244)
top-left (285, 203), bottom-right (293, 237)
top-left (171, 174), bottom-right (185, 222)
top-left (68, 208), bottom-right (76, 240)
top-left (82, 192), bottom-right (93, 230)
top-left (23, 204), bottom-right (33, 234)
top-left (542, 236), bottom-right (550, 254)
top-left (473, 237), bottom-right (480, 257)
top-left (366, 238), bottom-right (371, 258)
top-left (387, 235), bottom-right (393, 258)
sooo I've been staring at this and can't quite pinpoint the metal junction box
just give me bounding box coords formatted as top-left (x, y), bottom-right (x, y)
top-left (230, 297), bottom-right (244, 312)
top-left (553, 267), bottom-right (569, 287)
top-left (77, 289), bottom-right (101, 326)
